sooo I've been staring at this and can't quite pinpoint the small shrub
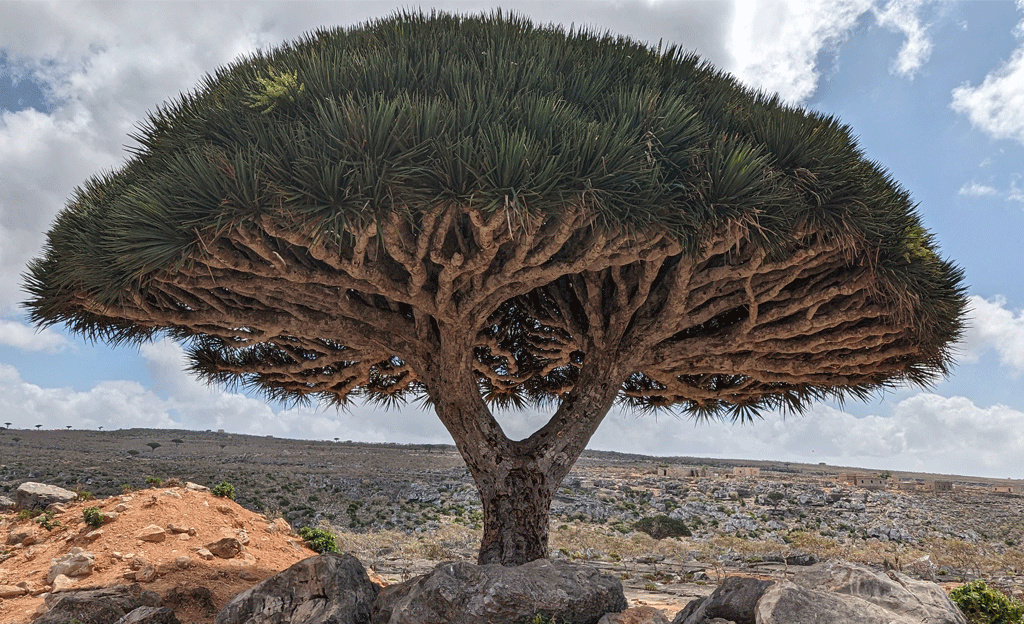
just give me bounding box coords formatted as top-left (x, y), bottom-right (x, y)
top-left (949, 580), bottom-right (1024, 624)
top-left (212, 482), bottom-right (235, 499)
top-left (145, 476), bottom-right (162, 487)
top-left (34, 510), bottom-right (59, 531)
top-left (82, 507), bottom-right (104, 527)
top-left (120, 484), bottom-right (133, 494)
top-left (298, 527), bottom-right (338, 554)
top-left (634, 515), bottom-right (692, 539)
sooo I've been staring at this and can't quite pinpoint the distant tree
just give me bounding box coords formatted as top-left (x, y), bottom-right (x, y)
top-left (219, 444), bottom-right (226, 451)
top-left (21, 12), bottom-right (968, 565)
top-left (127, 449), bottom-right (139, 457)
top-left (4, 422), bottom-right (11, 429)
top-left (98, 426), bottom-right (103, 431)
top-left (334, 437), bottom-right (339, 442)
top-left (146, 442), bottom-right (161, 452)
top-left (767, 491), bottom-right (785, 509)
top-left (172, 438), bottom-right (184, 447)
top-left (66, 425), bottom-right (72, 430)
top-left (35, 424), bottom-right (41, 430)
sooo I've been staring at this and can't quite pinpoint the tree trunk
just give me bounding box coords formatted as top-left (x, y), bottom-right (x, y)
top-left (475, 459), bottom-right (554, 565)
top-left (425, 325), bottom-right (627, 566)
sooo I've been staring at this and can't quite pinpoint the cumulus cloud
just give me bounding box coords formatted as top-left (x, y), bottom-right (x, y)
top-left (958, 181), bottom-right (1000, 197)
top-left (960, 295), bottom-right (1024, 374)
top-left (950, 3), bottom-right (1024, 145)
top-left (728, 0), bottom-right (874, 102)
top-left (872, 0), bottom-right (933, 78)
top-left (0, 318), bottom-right (71, 352)
top-left (587, 394), bottom-right (1024, 479)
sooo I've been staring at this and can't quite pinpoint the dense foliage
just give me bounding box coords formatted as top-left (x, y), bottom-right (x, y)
top-left (298, 526), bottom-right (340, 554)
top-left (950, 581), bottom-right (1024, 624)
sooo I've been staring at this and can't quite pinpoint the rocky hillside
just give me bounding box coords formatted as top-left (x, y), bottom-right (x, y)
top-left (3, 428), bottom-right (1024, 614)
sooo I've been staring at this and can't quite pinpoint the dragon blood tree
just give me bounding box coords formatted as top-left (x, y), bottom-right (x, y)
top-left (24, 11), bottom-right (967, 565)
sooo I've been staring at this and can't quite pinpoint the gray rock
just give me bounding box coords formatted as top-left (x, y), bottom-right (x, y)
top-left (47, 547), bottom-right (95, 584)
top-left (672, 575), bottom-right (773, 624)
top-left (756, 560), bottom-right (968, 624)
top-left (114, 606), bottom-right (182, 624)
top-left (215, 552), bottom-right (377, 624)
top-left (373, 559), bottom-right (626, 624)
top-left (0, 494), bottom-right (16, 510)
top-left (36, 584), bottom-right (162, 624)
top-left (15, 482), bottom-right (77, 510)
top-left (206, 537), bottom-right (243, 558)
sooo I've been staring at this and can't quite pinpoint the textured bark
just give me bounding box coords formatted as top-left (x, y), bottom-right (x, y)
top-left (50, 206), bottom-right (945, 564)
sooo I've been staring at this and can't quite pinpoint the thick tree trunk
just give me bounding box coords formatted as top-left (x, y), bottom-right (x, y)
top-left (425, 325), bottom-right (627, 566)
top-left (475, 459), bottom-right (554, 565)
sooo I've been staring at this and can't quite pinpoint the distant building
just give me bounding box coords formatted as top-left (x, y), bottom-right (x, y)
top-left (929, 480), bottom-right (953, 493)
top-left (842, 474), bottom-right (886, 490)
top-left (993, 485), bottom-right (1016, 494)
top-left (732, 467), bottom-right (761, 478)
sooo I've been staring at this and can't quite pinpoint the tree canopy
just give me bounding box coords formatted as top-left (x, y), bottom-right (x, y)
top-left (23, 10), bottom-right (967, 564)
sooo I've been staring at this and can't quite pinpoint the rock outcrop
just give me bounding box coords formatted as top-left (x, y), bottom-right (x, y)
top-left (372, 559), bottom-right (627, 624)
top-left (672, 560), bottom-right (967, 624)
top-left (15, 482), bottom-right (77, 510)
top-left (34, 584), bottom-right (163, 624)
top-left (215, 552), bottom-right (378, 624)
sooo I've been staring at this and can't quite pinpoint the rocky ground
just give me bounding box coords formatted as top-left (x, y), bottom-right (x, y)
top-left (3, 427), bottom-right (1024, 621)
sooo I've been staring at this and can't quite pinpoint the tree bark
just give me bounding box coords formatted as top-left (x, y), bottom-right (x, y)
top-left (426, 323), bottom-right (627, 565)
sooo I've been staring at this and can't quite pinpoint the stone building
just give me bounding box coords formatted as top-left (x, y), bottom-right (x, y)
top-left (929, 480), bottom-right (953, 492)
top-left (732, 467), bottom-right (761, 478)
top-left (842, 474), bottom-right (886, 490)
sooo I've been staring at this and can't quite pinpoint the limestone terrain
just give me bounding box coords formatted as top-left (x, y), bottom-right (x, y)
top-left (3, 428), bottom-right (1024, 603)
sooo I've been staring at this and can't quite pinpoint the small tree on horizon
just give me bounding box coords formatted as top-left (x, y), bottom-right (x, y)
top-left (34, 424), bottom-right (41, 430)
top-left (4, 422), bottom-right (11, 430)
top-left (22, 12), bottom-right (967, 566)
top-left (146, 442), bottom-right (161, 452)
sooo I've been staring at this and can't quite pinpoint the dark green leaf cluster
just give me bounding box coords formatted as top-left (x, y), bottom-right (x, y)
top-left (26, 10), bottom-right (958, 325)
top-left (949, 581), bottom-right (1024, 624)
top-left (633, 515), bottom-right (692, 539)
top-left (21, 10), bottom-right (967, 422)
top-left (212, 481), bottom-right (235, 499)
top-left (298, 526), bottom-right (339, 554)
top-left (82, 506), bottom-right (105, 527)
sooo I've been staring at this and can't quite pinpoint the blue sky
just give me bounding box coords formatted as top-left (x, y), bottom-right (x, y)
top-left (1, 1), bottom-right (1023, 478)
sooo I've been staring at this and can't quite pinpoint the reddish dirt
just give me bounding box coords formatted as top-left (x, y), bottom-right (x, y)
top-left (0, 485), bottom-right (319, 624)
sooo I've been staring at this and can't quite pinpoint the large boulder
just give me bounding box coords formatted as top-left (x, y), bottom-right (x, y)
top-left (215, 552), bottom-right (378, 624)
top-left (47, 547), bottom-right (95, 584)
top-left (373, 559), bottom-right (627, 624)
top-left (756, 560), bottom-right (968, 624)
top-left (15, 482), bottom-right (77, 510)
top-left (672, 560), bottom-right (968, 624)
top-left (36, 584), bottom-right (162, 624)
top-left (114, 606), bottom-right (182, 624)
top-left (673, 576), bottom-right (773, 624)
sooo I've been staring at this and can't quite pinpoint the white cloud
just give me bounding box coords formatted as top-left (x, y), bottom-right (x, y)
top-left (0, 319), bottom-right (71, 352)
top-left (588, 394), bottom-right (1024, 479)
top-left (958, 181), bottom-right (1000, 197)
top-left (872, 0), bottom-right (933, 78)
top-left (950, 5), bottom-right (1024, 145)
top-left (728, 0), bottom-right (874, 102)
top-left (960, 295), bottom-right (1024, 374)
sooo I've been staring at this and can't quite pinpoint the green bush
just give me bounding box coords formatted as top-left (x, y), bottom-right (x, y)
top-left (212, 481), bottom-right (235, 499)
top-left (82, 506), bottom-right (104, 527)
top-left (145, 476), bottom-right (162, 486)
top-left (298, 527), bottom-right (339, 554)
top-left (633, 515), bottom-right (692, 539)
top-left (949, 580), bottom-right (1024, 624)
